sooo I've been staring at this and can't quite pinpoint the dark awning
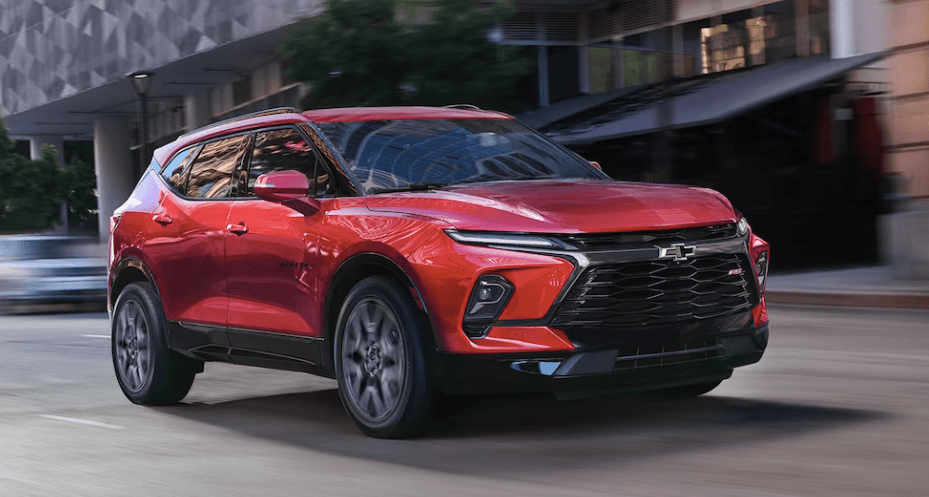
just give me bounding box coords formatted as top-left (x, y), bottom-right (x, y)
top-left (545, 52), bottom-right (886, 146)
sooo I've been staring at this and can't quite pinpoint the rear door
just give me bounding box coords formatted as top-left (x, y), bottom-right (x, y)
top-left (225, 126), bottom-right (332, 338)
top-left (146, 134), bottom-right (251, 326)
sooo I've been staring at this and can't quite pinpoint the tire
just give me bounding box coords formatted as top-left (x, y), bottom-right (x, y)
top-left (111, 282), bottom-right (200, 405)
top-left (334, 276), bottom-right (433, 438)
top-left (639, 380), bottom-right (723, 400)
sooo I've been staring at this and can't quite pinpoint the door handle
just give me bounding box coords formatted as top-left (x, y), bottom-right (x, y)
top-left (226, 223), bottom-right (249, 235)
top-left (152, 214), bottom-right (173, 226)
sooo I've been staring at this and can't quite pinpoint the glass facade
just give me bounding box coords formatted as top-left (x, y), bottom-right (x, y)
top-left (583, 0), bottom-right (823, 93)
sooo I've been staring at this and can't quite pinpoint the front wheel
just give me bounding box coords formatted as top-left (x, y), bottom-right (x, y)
top-left (334, 276), bottom-right (433, 438)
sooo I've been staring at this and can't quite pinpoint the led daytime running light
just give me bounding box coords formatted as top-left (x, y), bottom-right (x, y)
top-left (445, 230), bottom-right (560, 249)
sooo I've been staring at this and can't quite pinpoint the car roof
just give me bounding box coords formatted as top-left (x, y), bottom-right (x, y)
top-left (302, 106), bottom-right (513, 123)
top-left (152, 106), bottom-right (513, 166)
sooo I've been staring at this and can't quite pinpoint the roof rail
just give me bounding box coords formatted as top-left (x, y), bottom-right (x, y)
top-left (179, 107), bottom-right (302, 139)
top-left (443, 104), bottom-right (482, 110)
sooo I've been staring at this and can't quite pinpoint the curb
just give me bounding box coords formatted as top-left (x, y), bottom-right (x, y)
top-left (765, 291), bottom-right (929, 310)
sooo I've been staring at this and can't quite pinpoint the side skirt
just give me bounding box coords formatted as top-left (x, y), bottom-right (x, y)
top-left (166, 321), bottom-right (335, 378)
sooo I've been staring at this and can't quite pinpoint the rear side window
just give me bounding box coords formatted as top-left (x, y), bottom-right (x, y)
top-left (244, 128), bottom-right (332, 197)
top-left (160, 146), bottom-right (197, 195)
top-left (187, 135), bottom-right (251, 199)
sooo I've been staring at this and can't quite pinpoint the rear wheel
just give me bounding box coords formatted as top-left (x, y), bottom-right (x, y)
top-left (334, 276), bottom-right (433, 438)
top-left (111, 282), bottom-right (200, 404)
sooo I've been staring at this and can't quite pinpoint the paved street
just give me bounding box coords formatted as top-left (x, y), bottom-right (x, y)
top-left (1, 306), bottom-right (927, 496)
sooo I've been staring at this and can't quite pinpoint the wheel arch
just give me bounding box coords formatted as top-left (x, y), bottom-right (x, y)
top-left (322, 252), bottom-right (431, 373)
top-left (110, 258), bottom-right (160, 310)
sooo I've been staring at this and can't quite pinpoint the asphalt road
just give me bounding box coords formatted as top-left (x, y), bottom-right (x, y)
top-left (1, 306), bottom-right (927, 496)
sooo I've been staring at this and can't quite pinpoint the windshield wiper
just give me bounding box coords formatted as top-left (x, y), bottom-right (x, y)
top-left (366, 183), bottom-right (449, 195)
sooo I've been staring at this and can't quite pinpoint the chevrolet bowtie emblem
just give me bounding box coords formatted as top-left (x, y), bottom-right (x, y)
top-left (657, 243), bottom-right (697, 261)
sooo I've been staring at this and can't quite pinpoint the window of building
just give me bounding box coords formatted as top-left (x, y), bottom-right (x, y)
top-left (186, 135), bottom-right (250, 199)
top-left (244, 128), bottom-right (331, 197)
top-left (808, 0), bottom-right (830, 56)
top-left (588, 46), bottom-right (615, 93)
top-left (699, 0), bottom-right (797, 75)
top-left (160, 146), bottom-right (197, 195)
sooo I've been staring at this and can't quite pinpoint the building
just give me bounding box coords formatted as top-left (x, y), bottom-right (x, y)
top-left (1, 0), bottom-right (323, 239)
top-left (0, 1), bottom-right (913, 270)
top-left (501, 0), bottom-right (893, 269)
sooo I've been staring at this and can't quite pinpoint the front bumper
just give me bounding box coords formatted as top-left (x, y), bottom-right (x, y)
top-left (432, 323), bottom-right (768, 397)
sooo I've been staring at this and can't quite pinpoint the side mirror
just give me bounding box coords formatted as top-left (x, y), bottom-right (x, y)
top-left (589, 161), bottom-right (602, 171)
top-left (254, 170), bottom-right (320, 215)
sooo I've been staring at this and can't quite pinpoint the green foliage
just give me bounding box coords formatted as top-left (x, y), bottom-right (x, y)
top-left (62, 156), bottom-right (98, 231)
top-left (0, 124), bottom-right (68, 233)
top-left (281, 0), bottom-right (532, 113)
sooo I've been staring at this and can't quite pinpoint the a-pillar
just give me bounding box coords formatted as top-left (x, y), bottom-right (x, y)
top-left (94, 117), bottom-right (136, 241)
top-left (29, 136), bottom-right (67, 232)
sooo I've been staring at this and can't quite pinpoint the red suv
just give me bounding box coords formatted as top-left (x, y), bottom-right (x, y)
top-left (108, 106), bottom-right (770, 438)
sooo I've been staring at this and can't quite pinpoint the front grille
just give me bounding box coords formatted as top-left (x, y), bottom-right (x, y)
top-left (554, 224), bottom-right (736, 251)
top-left (551, 254), bottom-right (756, 330)
top-left (614, 339), bottom-right (723, 371)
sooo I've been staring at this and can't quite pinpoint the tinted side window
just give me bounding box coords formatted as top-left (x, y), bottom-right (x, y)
top-left (246, 128), bottom-right (332, 197)
top-left (187, 135), bottom-right (250, 199)
top-left (160, 147), bottom-right (197, 195)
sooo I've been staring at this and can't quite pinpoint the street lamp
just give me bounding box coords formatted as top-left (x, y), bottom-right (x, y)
top-left (127, 70), bottom-right (154, 172)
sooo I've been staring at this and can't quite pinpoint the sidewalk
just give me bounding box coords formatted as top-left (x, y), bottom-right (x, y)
top-left (765, 266), bottom-right (929, 310)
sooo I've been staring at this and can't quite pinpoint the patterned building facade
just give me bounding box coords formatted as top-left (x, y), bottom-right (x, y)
top-left (0, 0), bottom-right (322, 118)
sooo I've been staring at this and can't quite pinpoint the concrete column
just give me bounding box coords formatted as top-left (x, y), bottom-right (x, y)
top-left (537, 45), bottom-right (549, 107)
top-left (29, 136), bottom-right (67, 232)
top-left (830, 0), bottom-right (855, 58)
top-left (672, 24), bottom-right (684, 77)
top-left (184, 92), bottom-right (212, 132)
top-left (578, 11), bottom-right (590, 95)
top-left (613, 48), bottom-right (624, 89)
top-left (796, 0), bottom-right (810, 57)
top-left (94, 118), bottom-right (136, 241)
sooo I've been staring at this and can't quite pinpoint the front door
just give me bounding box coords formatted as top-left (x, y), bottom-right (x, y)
top-left (225, 126), bottom-right (331, 338)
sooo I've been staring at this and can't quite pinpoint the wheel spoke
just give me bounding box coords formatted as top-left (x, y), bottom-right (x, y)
top-left (369, 385), bottom-right (387, 416)
top-left (349, 371), bottom-right (365, 400)
top-left (133, 364), bottom-right (143, 387)
top-left (378, 373), bottom-right (398, 406)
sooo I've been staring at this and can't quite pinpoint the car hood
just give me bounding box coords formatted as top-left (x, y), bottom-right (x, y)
top-left (363, 180), bottom-right (738, 233)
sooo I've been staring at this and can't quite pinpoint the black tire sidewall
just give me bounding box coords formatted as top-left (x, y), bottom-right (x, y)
top-left (334, 276), bottom-right (432, 438)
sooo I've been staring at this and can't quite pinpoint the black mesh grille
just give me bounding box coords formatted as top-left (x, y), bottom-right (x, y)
top-left (555, 224), bottom-right (737, 251)
top-left (614, 339), bottom-right (723, 371)
top-left (551, 254), bottom-right (756, 330)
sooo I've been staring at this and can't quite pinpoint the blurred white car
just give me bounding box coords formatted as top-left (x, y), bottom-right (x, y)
top-left (0, 235), bottom-right (106, 313)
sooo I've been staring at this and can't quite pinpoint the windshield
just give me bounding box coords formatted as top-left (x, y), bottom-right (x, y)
top-left (313, 119), bottom-right (605, 194)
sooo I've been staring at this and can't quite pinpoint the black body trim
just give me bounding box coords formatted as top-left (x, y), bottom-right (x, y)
top-left (432, 324), bottom-right (768, 396)
top-left (167, 321), bottom-right (333, 378)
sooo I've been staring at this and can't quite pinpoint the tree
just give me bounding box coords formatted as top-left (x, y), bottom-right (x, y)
top-left (0, 120), bottom-right (67, 233)
top-left (281, 0), bottom-right (531, 113)
top-left (62, 156), bottom-right (98, 232)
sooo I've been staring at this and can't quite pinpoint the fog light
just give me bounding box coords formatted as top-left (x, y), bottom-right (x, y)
top-left (755, 251), bottom-right (768, 292)
top-left (463, 275), bottom-right (514, 337)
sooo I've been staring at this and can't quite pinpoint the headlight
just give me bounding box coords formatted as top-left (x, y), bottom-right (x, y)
top-left (755, 251), bottom-right (768, 292)
top-left (737, 217), bottom-right (750, 237)
top-left (462, 275), bottom-right (514, 338)
top-left (445, 230), bottom-right (562, 249)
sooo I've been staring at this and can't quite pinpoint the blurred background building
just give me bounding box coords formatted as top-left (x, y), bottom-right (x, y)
top-left (0, 0), bottom-right (924, 274)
